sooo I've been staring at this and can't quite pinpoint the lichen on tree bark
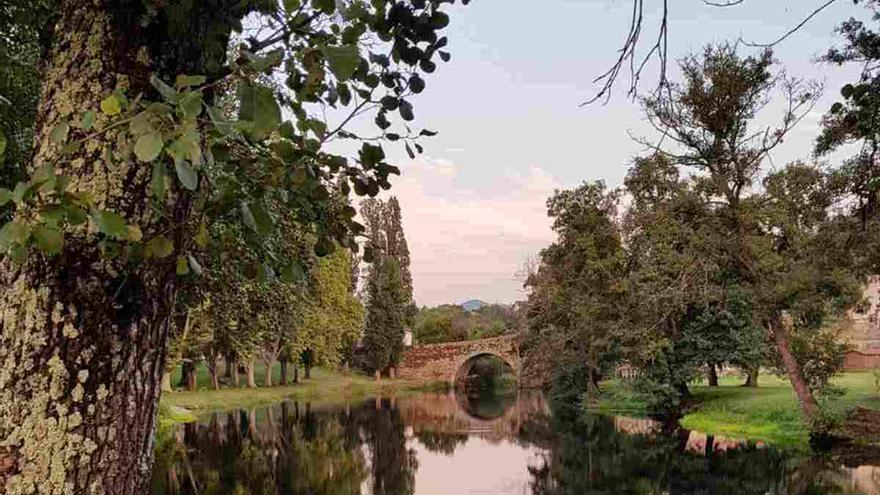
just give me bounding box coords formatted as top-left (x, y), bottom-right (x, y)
top-left (1, 0), bottom-right (242, 492)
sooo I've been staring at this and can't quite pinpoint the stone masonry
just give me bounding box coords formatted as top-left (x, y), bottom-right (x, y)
top-left (397, 333), bottom-right (521, 385)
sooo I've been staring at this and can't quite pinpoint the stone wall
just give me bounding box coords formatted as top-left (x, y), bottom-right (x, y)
top-left (844, 349), bottom-right (880, 370)
top-left (397, 334), bottom-right (521, 384)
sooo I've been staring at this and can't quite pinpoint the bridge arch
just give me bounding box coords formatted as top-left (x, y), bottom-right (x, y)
top-left (397, 333), bottom-right (521, 386)
top-left (451, 351), bottom-right (515, 388)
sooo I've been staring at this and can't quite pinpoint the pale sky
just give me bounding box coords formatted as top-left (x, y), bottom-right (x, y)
top-left (351, 1), bottom-right (871, 306)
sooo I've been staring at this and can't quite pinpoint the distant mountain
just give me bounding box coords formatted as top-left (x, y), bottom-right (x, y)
top-left (460, 299), bottom-right (487, 311)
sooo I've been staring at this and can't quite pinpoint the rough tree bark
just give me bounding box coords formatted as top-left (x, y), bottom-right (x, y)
top-left (262, 359), bottom-right (273, 387)
top-left (769, 315), bottom-right (818, 422)
top-left (0, 0), bottom-right (246, 492)
top-left (245, 360), bottom-right (257, 388)
top-left (280, 360), bottom-right (289, 386)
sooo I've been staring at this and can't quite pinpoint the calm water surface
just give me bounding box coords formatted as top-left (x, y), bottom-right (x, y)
top-left (151, 390), bottom-right (880, 494)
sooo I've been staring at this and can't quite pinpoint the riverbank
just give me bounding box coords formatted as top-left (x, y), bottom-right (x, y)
top-left (591, 371), bottom-right (880, 448)
top-left (159, 365), bottom-right (445, 421)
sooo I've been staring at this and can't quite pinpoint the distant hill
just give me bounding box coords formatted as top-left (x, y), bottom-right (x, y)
top-left (460, 299), bottom-right (487, 311)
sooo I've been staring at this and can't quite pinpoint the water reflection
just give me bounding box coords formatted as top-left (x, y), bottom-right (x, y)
top-left (152, 390), bottom-right (880, 495)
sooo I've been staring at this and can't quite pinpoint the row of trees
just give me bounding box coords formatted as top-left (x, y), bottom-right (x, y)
top-left (527, 37), bottom-right (878, 429)
top-left (413, 302), bottom-right (521, 344)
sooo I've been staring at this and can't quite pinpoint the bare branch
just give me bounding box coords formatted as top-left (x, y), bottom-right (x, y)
top-left (742, 0), bottom-right (840, 48)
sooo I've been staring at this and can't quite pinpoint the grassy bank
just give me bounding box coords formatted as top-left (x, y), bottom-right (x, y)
top-left (160, 363), bottom-right (444, 419)
top-left (591, 371), bottom-right (880, 448)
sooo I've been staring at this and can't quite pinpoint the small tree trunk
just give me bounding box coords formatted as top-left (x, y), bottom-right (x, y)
top-left (208, 358), bottom-right (220, 391)
top-left (293, 363), bottom-right (299, 384)
top-left (263, 359), bottom-right (274, 387)
top-left (707, 363), bottom-right (719, 387)
top-left (304, 362), bottom-right (312, 379)
top-left (161, 371), bottom-right (173, 393)
top-left (280, 360), bottom-right (289, 386)
top-left (185, 363), bottom-right (197, 391)
top-left (232, 360), bottom-right (241, 388)
top-left (224, 355), bottom-right (234, 381)
top-left (179, 361), bottom-right (195, 389)
top-left (389, 366), bottom-right (396, 380)
top-left (246, 360), bottom-right (257, 388)
top-left (769, 315), bottom-right (818, 423)
top-left (744, 367), bottom-right (759, 388)
top-left (375, 369), bottom-right (382, 382)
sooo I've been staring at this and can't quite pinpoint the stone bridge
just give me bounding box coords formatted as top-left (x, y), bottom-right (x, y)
top-left (397, 333), bottom-right (521, 386)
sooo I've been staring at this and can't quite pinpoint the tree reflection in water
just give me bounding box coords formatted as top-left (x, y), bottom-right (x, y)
top-left (151, 391), bottom-right (879, 495)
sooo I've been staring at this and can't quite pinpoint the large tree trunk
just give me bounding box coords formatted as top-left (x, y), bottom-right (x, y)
top-left (769, 315), bottom-right (818, 422)
top-left (263, 359), bottom-right (274, 387)
top-left (180, 361), bottom-right (197, 391)
top-left (280, 360), bottom-right (289, 385)
top-left (207, 356), bottom-right (220, 391)
top-left (0, 1), bottom-right (246, 492)
top-left (744, 367), bottom-right (759, 388)
top-left (245, 360), bottom-right (257, 388)
top-left (232, 359), bottom-right (241, 388)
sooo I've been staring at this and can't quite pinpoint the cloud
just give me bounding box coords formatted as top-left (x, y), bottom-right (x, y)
top-left (381, 158), bottom-right (563, 306)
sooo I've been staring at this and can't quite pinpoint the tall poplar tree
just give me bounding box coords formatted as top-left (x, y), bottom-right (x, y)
top-left (363, 256), bottom-right (406, 377)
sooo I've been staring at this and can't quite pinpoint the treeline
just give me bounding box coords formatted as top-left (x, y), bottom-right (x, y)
top-left (413, 303), bottom-right (522, 344)
top-left (167, 196), bottom-right (416, 390)
top-left (526, 39), bottom-right (880, 431)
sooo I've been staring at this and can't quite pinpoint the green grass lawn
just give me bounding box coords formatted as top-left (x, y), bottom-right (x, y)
top-left (161, 362), bottom-right (444, 418)
top-left (592, 371), bottom-right (880, 448)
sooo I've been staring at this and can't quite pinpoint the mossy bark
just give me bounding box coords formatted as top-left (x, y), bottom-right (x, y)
top-left (0, 0), bottom-right (246, 492)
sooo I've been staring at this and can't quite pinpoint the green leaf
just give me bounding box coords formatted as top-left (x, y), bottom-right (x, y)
top-left (100, 95), bottom-right (121, 116)
top-left (175, 74), bottom-right (207, 89)
top-left (249, 201), bottom-right (273, 236)
top-left (92, 210), bottom-right (129, 239)
top-left (281, 261), bottom-right (305, 282)
top-left (134, 132), bottom-right (163, 162)
top-left (323, 45), bottom-right (360, 81)
top-left (359, 143), bottom-right (385, 167)
top-left (50, 121), bottom-right (70, 145)
top-left (314, 236), bottom-right (335, 256)
top-left (33, 225), bottom-right (63, 255)
top-left (313, 0), bottom-right (334, 14)
top-left (0, 223), bottom-right (13, 252)
top-left (0, 188), bottom-right (11, 206)
top-left (207, 106), bottom-right (234, 135)
top-left (129, 112), bottom-right (152, 135)
top-left (195, 221), bottom-right (209, 248)
top-left (146, 235), bottom-right (174, 258)
top-left (150, 75), bottom-right (179, 103)
top-left (174, 159), bottom-right (198, 190)
top-left (151, 162), bottom-right (167, 201)
top-left (238, 83), bottom-right (281, 141)
top-left (283, 0), bottom-right (301, 12)
top-left (178, 91), bottom-right (203, 119)
top-left (8, 221), bottom-right (30, 244)
top-left (11, 182), bottom-right (29, 204)
top-left (81, 110), bottom-right (96, 131)
top-left (176, 255), bottom-right (190, 275)
top-left (187, 253), bottom-right (203, 276)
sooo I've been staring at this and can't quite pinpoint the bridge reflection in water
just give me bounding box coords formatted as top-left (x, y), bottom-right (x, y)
top-left (151, 390), bottom-right (880, 495)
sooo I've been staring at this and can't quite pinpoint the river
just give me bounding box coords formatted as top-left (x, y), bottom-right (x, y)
top-left (151, 389), bottom-right (880, 494)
